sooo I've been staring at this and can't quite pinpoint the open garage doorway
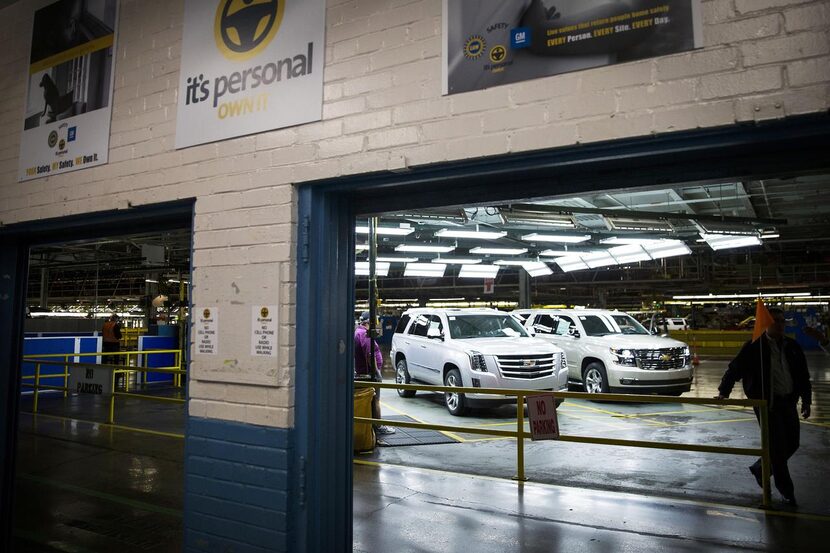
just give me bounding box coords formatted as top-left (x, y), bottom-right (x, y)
top-left (295, 118), bottom-right (830, 551)
top-left (0, 202), bottom-right (193, 553)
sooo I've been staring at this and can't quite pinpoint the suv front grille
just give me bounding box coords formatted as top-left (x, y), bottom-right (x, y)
top-left (634, 348), bottom-right (687, 370)
top-left (496, 353), bottom-right (558, 379)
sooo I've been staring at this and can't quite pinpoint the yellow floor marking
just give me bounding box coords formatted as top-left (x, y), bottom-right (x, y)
top-left (379, 401), bottom-right (466, 442)
top-left (353, 459), bottom-right (830, 523)
top-left (659, 417), bottom-right (756, 428)
top-left (802, 419), bottom-right (830, 429)
top-left (614, 407), bottom-right (726, 418)
top-left (566, 401), bottom-right (670, 427)
top-left (556, 409), bottom-right (633, 431)
top-left (19, 411), bottom-right (184, 439)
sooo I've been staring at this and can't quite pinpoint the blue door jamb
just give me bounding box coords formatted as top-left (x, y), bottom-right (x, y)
top-left (0, 200), bottom-right (194, 551)
top-left (294, 114), bottom-right (830, 553)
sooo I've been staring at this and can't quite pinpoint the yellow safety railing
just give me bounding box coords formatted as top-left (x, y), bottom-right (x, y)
top-left (23, 349), bottom-right (185, 387)
top-left (20, 359), bottom-right (186, 426)
top-left (355, 381), bottom-right (772, 508)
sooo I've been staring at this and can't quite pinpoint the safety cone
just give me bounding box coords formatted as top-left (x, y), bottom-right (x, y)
top-left (692, 351), bottom-right (700, 366)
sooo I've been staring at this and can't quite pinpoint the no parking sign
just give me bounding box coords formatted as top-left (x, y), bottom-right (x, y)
top-left (527, 393), bottom-right (560, 440)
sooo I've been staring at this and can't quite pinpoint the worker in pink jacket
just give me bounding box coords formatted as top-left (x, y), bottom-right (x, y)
top-left (355, 311), bottom-right (395, 435)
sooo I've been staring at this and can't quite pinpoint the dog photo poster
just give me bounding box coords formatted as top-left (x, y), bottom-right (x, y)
top-left (19, 0), bottom-right (119, 182)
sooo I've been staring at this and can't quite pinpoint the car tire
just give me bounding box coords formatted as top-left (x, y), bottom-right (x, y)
top-left (395, 358), bottom-right (416, 398)
top-left (582, 362), bottom-right (610, 394)
top-left (444, 368), bottom-right (468, 416)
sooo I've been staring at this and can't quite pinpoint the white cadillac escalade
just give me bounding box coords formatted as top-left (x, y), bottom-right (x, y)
top-left (390, 308), bottom-right (568, 415)
top-left (513, 309), bottom-right (693, 396)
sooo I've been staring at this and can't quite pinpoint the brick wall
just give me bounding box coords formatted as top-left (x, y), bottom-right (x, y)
top-left (0, 0), bottom-right (827, 429)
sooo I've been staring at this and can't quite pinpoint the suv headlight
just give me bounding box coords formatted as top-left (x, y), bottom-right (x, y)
top-left (561, 351), bottom-right (568, 370)
top-left (469, 351), bottom-right (488, 372)
top-left (610, 348), bottom-right (637, 366)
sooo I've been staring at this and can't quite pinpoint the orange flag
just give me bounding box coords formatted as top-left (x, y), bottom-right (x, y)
top-left (752, 298), bottom-right (775, 342)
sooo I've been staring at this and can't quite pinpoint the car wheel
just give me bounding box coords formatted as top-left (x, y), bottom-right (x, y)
top-left (395, 358), bottom-right (416, 398)
top-left (444, 368), bottom-right (468, 416)
top-left (582, 362), bottom-right (610, 394)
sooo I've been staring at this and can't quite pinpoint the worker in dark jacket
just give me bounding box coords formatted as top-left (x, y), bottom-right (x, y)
top-left (717, 308), bottom-right (812, 506)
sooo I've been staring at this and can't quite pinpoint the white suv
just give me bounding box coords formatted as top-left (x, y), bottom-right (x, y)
top-left (514, 309), bottom-right (693, 396)
top-left (391, 308), bottom-right (568, 415)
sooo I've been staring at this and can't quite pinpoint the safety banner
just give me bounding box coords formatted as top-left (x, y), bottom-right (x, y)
top-left (175, 0), bottom-right (325, 149)
top-left (443, 0), bottom-right (702, 95)
top-left (18, 0), bottom-right (119, 182)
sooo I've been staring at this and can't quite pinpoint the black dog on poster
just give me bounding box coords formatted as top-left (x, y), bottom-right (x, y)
top-left (40, 73), bottom-right (73, 122)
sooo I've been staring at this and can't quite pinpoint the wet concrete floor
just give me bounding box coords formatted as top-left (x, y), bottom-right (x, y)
top-left (11, 354), bottom-right (830, 551)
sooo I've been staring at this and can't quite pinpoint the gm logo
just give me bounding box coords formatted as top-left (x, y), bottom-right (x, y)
top-left (214, 0), bottom-right (284, 61)
top-left (511, 27), bottom-right (531, 49)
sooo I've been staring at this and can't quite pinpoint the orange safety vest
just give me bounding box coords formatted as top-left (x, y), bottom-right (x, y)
top-left (103, 321), bottom-right (121, 343)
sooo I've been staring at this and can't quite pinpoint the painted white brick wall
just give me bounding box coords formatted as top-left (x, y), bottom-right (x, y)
top-left (0, 0), bottom-right (828, 428)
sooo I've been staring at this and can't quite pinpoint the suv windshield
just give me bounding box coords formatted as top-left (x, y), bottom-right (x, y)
top-left (447, 314), bottom-right (529, 339)
top-left (609, 314), bottom-right (650, 335)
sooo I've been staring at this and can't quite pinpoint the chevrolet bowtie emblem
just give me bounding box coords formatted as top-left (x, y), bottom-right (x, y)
top-left (660, 354), bottom-right (672, 362)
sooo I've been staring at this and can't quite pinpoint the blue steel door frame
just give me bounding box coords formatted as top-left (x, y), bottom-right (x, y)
top-left (294, 115), bottom-right (830, 553)
top-left (0, 200), bottom-right (194, 551)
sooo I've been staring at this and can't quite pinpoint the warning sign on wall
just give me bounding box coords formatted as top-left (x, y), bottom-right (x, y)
top-left (252, 305), bottom-right (278, 357)
top-left (196, 307), bottom-right (218, 355)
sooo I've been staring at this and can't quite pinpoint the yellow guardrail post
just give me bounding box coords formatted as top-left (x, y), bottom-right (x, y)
top-left (109, 369), bottom-right (116, 424)
top-left (759, 401), bottom-right (771, 508)
top-left (63, 355), bottom-right (69, 398)
top-left (513, 393), bottom-right (527, 482)
top-left (33, 363), bottom-right (41, 413)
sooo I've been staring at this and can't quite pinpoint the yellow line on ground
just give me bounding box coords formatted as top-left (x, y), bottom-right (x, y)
top-left (19, 411), bottom-right (184, 440)
top-left (802, 419), bottom-right (830, 428)
top-left (567, 401), bottom-right (670, 427)
top-left (352, 459), bottom-right (830, 523)
top-left (555, 410), bottom-right (632, 431)
top-left (659, 417), bottom-right (756, 428)
top-left (379, 401), bottom-right (466, 443)
top-left (613, 407), bottom-right (728, 418)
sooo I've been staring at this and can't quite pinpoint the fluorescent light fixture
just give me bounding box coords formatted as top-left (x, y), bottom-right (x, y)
top-left (405, 263), bottom-right (447, 277)
top-left (555, 256), bottom-right (589, 273)
top-left (606, 217), bottom-right (673, 232)
top-left (376, 256), bottom-right (419, 263)
top-left (435, 228), bottom-right (506, 240)
top-left (521, 233), bottom-right (591, 243)
top-left (493, 259), bottom-right (535, 266)
top-left (355, 262), bottom-right (390, 277)
top-left (698, 222), bottom-right (757, 235)
top-left (582, 251), bottom-right (617, 268)
top-left (701, 233), bottom-right (761, 251)
top-left (429, 297), bottom-right (466, 301)
top-left (431, 257), bottom-right (482, 265)
top-left (501, 212), bottom-right (576, 228)
top-left (469, 247), bottom-right (528, 255)
top-left (643, 240), bottom-right (691, 259)
top-left (168, 279), bottom-right (181, 283)
top-left (355, 225), bottom-right (414, 236)
top-left (539, 249), bottom-right (593, 257)
top-left (760, 233), bottom-right (780, 239)
top-left (600, 236), bottom-right (665, 245)
top-left (607, 244), bottom-right (650, 264)
top-left (521, 262), bottom-right (553, 277)
top-left (383, 298), bottom-right (420, 302)
top-left (395, 244), bottom-right (456, 253)
top-left (145, 279), bottom-right (158, 283)
top-left (673, 292), bottom-right (811, 300)
top-left (458, 264), bottom-right (500, 279)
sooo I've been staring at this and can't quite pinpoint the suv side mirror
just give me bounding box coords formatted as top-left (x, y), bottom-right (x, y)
top-left (427, 328), bottom-right (444, 340)
top-left (569, 328), bottom-right (580, 339)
